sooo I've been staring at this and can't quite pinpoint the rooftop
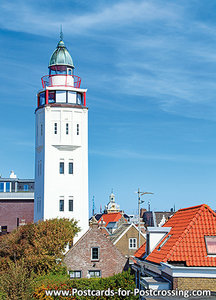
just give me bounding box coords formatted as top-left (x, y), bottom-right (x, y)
top-left (136, 204), bottom-right (216, 267)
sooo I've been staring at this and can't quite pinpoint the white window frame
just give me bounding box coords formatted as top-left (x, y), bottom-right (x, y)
top-left (91, 247), bottom-right (99, 261)
top-left (129, 238), bottom-right (137, 249)
top-left (88, 270), bottom-right (101, 278)
top-left (69, 270), bottom-right (81, 279)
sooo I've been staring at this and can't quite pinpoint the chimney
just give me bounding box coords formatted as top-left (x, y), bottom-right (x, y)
top-left (90, 216), bottom-right (99, 228)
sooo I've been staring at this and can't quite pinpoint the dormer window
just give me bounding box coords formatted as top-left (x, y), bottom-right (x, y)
top-left (205, 236), bottom-right (216, 255)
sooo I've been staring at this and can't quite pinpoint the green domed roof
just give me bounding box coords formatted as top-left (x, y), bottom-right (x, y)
top-left (49, 40), bottom-right (74, 68)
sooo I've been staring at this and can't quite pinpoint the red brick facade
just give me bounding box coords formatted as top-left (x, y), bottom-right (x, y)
top-left (64, 225), bottom-right (127, 278)
top-left (0, 200), bottom-right (34, 233)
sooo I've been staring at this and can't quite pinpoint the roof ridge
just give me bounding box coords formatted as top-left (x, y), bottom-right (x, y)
top-left (166, 205), bottom-right (206, 261)
top-left (178, 203), bottom-right (206, 212)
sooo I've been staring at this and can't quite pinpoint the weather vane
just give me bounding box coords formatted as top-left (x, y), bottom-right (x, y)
top-left (60, 25), bottom-right (63, 40)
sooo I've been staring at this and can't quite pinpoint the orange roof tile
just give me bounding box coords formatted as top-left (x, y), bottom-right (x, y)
top-left (134, 242), bottom-right (146, 259)
top-left (146, 204), bottom-right (216, 267)
top-left (98, 212), bottom-right (125, 227)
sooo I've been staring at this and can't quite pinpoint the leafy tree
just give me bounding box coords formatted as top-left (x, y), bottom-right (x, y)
top-left (0, 259), bottom-right (33, 300)
top-left (0, 218), bottom-right (79, 275)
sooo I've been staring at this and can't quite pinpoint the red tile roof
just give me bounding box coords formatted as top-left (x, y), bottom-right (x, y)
top-left (134, 242), bottom-right (146, 259)
top-left (146, 204), bottom-right (216, 267)
top-left (98, 212), bottom-right (125, 227)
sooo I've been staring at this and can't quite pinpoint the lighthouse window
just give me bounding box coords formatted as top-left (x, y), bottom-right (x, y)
top-left (77, 93), bottom-right (82, 105)
top-left (59, 162), bottom-right (64, 174)
top-left (41, 124), bottom-right (43, 136)
top-left (69, 162), bottom-right (73, 174)
top-left (77, 124), bottom-right (79, 135)
top-left (56, 91), bottom-right (66, 103)
top-left (69, 198), bottom-right (73, 211)
top-left (48, 91), bottom-right (55, 103)
top-left (59, 199), bottom-right (64, 211)
top-left (39, 92), bottom-right (45, 106)
top-left (68, 91), bottom-right (76, 104)
top-left (68, 68), bottom-right (73, 75)
top-left (54, 123), bottom-right (57, 134)
top-left (66, 123), bottom-right (69, 135)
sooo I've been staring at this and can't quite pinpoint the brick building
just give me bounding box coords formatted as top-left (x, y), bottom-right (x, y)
top-left (64, 218), bottom-right (127, 278)
top-left (0, 171), bottom-right (34, 234)
top-left (133, 204), bottom-right (216, 293)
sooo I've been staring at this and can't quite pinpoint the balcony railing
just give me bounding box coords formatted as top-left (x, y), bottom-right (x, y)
top-left (41, 74), bottom-right (81, 89)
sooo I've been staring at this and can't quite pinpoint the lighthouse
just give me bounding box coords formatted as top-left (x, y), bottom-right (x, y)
top-left (34, 34), bottom-right (89, 241)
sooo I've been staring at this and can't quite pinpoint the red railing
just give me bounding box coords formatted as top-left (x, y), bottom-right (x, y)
top-left (41, 74), bottom-right (81, 89)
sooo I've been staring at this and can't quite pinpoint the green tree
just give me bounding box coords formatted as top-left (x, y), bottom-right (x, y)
top-left (0, 218), bottom-right (79, 275)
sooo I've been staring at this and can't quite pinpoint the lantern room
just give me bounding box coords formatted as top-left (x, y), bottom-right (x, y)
top-left (38, 37), bottom-right (86, 108)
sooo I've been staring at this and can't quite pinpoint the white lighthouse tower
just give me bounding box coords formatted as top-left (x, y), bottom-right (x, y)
top-left (34, 34), bottom-right (89, 241)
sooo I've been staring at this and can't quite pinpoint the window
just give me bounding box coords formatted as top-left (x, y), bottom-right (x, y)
top-left (88, 270), bottom-right (101, 278)
top-left (91, 247), bottom-right (99, 260)
top-left (69, 162), bottom-right (73, 174)
top-left (24, 185), bottom-right (28, 191)
top-left (68, 68), bottom-right (73, 75)
top-left (0, 182), bottom-right (4, 192)
top-left (1, 226), bottom-right (7, 235)
top-left (77, 93), bottom-right (82, 105)
top-left (56, 91), bottom-right (66, 103)
top-left (66, 123), bottom-right (69, 135)
top-left (59, 199), bottom-right (64, 211)
top-left (6, 182), bottom-right (10, 192)
top-left (48, 91), bottom-right (55, 103)
top-left (69, 271), bottom-right (81, 279)
top-left (69, 198), bottom-right (73, 211)
top-left (77, 124), bottom-right (79, 135)
top-left (59, 162), bottom-right (64, 174)
top-left (41, 124), bottom-right (43, 136)
top-left (205, 236), bottom-right (216, 255)
top-left (129, 238), bottom-right (137, 249)
top-left (39, 92), bottom-right (45, 106)
top-left (54, 123), bottom-right (57, 134)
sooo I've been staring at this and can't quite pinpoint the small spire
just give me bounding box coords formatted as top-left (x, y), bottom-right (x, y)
top-left (60, 25), bottom-right (63, 41)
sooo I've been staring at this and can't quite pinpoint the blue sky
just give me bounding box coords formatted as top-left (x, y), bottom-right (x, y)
top-left (1, 0), bottom-right (216, 215)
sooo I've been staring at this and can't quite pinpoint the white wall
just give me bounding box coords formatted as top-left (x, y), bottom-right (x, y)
top-left (34, 104), bottom-right (89, 241)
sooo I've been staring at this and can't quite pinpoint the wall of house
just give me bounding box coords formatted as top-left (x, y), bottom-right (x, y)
top-left (0, 200), bottom-right (34, 233)
top-left (173, 277), bottom-right (216, 292)
top-left (64, 226), bottom-right (127, 278)
top-left (115, 226), bottom-right (145, 257)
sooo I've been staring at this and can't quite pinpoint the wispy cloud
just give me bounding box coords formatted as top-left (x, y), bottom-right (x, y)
top-left (90, 149), bottom-right (216, 164)
top-left (0, 0), bottom-right (181, 36)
